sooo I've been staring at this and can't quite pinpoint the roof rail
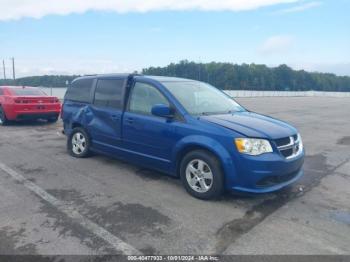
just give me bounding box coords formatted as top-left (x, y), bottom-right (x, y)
top-left (128, 73), bottom-right (143, 77)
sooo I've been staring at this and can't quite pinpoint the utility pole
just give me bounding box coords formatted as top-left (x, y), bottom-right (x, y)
top-left (198, 64), bottom-right (201, 81)
top-left (2, 60), bottom-right (6, 80)
top-left (11, 57), bottom-right (16, 80)
top-left (198, 57), bottom-right (202, 81)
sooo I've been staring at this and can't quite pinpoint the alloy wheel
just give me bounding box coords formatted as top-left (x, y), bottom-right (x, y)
top-left (185, 159), bottom-right (214, 193)
top-left (71, 132), bottom-right (87, 155)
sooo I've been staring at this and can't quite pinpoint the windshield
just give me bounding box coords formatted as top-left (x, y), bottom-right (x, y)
top-left (11, 88), bottom-right (46, 96)
top-left (162, 81), bottom-right (245, 115)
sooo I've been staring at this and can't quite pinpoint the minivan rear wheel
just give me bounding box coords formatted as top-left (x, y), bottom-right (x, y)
top-left (180, 150), bottom-right (224, 200)
top-left (68, 127), bottom-right (91, 158)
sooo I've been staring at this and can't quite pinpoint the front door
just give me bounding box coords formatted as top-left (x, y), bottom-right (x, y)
top-left (122, 81), bottom-right (178, 169)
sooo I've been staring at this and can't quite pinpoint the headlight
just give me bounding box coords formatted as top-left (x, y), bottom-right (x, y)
top-left (235, 138), bottom-right (273, 156)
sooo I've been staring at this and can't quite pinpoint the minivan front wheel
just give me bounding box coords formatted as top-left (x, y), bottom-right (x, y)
top-left (180, 150), bottom-right (224, 200)
top-left (68, 127), bottom-right (91, 158)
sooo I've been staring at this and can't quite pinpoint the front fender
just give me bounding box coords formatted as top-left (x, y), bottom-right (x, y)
top-left (171, 135), bottom-right (237, 188)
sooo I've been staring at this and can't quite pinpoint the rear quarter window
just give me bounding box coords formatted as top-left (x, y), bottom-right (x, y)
top-left (93, 79), bottom-right (125, 109)
top-left (65, 78), bottom-right (94, 103)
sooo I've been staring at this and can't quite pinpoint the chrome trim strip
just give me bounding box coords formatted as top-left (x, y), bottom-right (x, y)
top-left (285, 146), bottom-right (302, 159)
top-left (278, 143), bottom-right (294, 150)
top-left (278, 139), bottom-right (300, 150)
top-left (277, 134), bottom-right (302, 159)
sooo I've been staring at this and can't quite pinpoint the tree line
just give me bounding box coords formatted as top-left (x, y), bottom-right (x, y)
top-left (0, 75), bottom-right (79, 88)
top-left (143, 60), bottom-right (350, 92)
top-left (1, 61), bottom-right (350, 91)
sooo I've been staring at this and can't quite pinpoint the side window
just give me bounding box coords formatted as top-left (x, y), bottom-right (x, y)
top-left (128, 82), bottom-right (169, 115)
top-left (65, 78), bottom-right (93, 103)
top-left (94, 79), bottom-right (125, 109)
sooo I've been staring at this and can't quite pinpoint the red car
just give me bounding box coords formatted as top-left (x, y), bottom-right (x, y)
top-left (0, 86), bottom-right (61, 125)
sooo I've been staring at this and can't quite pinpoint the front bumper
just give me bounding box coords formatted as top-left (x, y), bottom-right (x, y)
top-left (228, 150), bottom-right (305, 193)
top-left (231, 169), bottom-right (303, 193)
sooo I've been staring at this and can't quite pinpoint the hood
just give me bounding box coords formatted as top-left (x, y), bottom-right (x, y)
top-left (200, 111), bottom-right (297, 139)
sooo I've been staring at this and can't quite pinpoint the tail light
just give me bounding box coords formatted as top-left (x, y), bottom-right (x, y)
top-left (14, 99), bottom-right (29, 103)
top-left (4, 96), bottom-right (14, 102)
top-left (50, 98), bottom-right (60, 103)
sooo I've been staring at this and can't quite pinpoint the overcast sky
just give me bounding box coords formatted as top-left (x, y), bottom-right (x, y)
top-left (0, 0), bottom-right (349, 77)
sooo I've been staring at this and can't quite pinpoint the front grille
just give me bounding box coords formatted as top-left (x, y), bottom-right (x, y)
top-left (281, 148), bottom-right (293, 158)
top-left (274, 134), bottom-right (302, 159)
top-left (275, 137), bottom-right (291, 147)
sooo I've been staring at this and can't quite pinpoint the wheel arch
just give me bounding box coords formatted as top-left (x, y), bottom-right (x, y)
top-left (71, 122), bottom-right (92, 138)
top-left (72, 122), bottom-right (83, 129)
top-left (0, 104), bottom-right (8, 119)
top-left (65, 122), bottom-right (86, 137)
top-left (175, 144), bottom-right (219, 177)
top-left (173, 136), bottom-right (235, 181)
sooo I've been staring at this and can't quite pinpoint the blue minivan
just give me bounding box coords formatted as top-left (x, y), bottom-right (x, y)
top-left (62, 74), bottom-right (304, 199)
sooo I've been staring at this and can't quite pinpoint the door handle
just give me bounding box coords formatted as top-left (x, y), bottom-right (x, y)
top-left (126, 117), bottom-right (134, 124)
top-left (111, 115), bottom-right (119, 121)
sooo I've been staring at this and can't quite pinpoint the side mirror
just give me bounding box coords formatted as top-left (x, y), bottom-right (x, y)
top-left (151, 104), bottom-right (174, 118)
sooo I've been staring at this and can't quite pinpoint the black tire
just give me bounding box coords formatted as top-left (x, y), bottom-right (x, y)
top-left (67, 127), bottom-right (91, 158)
top-left (0, 107), bottom-right (8, 126)
top-left (47, 115), bottom-right (59, 123)
top-left (180, 149), bottom-right (224, 200)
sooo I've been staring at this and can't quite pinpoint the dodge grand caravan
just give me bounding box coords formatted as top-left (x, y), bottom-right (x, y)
top-left (62, 74), bottom-right (304, 199)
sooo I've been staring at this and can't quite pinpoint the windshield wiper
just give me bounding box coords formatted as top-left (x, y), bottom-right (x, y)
top-left (199, 112), bottom-right (214, 116)
top-left (199, 109), bottom-right (244, 116)
top-left (199, 111), bottom-right (230, 116)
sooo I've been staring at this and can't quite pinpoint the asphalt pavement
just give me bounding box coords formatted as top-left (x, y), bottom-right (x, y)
top-left (0, 97), bottom-right (349, 255)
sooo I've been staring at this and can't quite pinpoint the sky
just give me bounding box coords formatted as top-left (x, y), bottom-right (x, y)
top-left (0, 0), bottom-right (349, 78)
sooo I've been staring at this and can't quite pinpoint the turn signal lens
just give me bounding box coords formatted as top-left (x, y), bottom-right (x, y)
top-left (235, 139), bottom-right (247, 152)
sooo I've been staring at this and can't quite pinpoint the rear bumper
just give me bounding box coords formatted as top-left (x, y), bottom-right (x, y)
top-left (15, 112), bottom-right (59, 120)
top-left (3, 104), bottom-right (61, 120)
